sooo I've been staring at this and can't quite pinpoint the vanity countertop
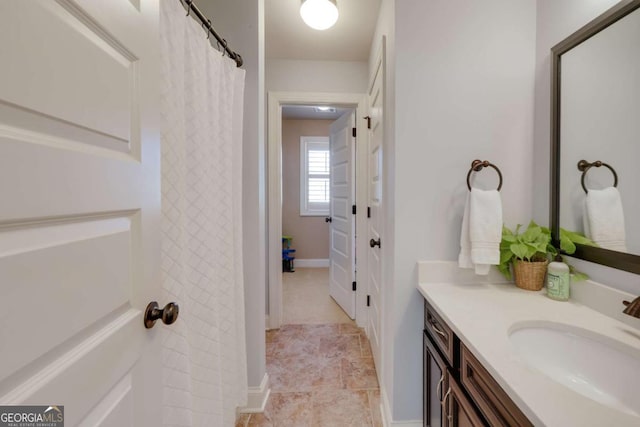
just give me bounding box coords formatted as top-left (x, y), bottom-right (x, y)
top-left (417, 262), bottom-right (640, 427)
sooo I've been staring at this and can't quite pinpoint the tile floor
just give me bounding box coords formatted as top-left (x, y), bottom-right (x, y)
top-left (282, 268), bottom-right (352, 324)
top-left (237, 269), bottom-right (382, 426)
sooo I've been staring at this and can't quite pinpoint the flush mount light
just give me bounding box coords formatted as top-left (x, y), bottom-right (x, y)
top-left (314, 106), bottom-right (336, 113)
top-left (300, 0), bottom-right (339, 31)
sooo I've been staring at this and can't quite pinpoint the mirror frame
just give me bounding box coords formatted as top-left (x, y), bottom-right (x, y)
top-left (551, 0), bottom-right (640, 274)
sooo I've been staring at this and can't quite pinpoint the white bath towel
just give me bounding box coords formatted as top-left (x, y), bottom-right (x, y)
top-left (583, 187), bottom-right (627, 252)
top-left (459, 189), bottom-right (503, 275)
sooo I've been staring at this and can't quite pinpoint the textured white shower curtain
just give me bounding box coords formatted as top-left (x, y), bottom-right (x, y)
top-left (160, 0), bottom-right (247, 425)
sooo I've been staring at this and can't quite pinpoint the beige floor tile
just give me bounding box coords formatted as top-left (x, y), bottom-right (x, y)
top-left (360, 335), bottom-right (373, 358)
top-left (263, 392), bottom-right (313, 427)
top-left (263, 273), bottom-right (382, 427)
top-left (319, 334), bottom-right (362, 359)
top-left (368, 390), bottom-right (383, 427)
top-left (247, 413), bottom-right (273, 427)
top-left (342, 357), bottom-right (379, 390)
top-left (310, 389), bottom-right (373, 427)
top-left (339, 323), bottom-right (365, 335)
top-left (268, 354), bottom-right (342, 392)
top-left (236, 413), bottom-right (251, 427)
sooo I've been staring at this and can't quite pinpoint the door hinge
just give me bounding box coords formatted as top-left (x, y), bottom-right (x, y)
top-left (352, 281), bottom-right (357, 291)
top-left (352, 127), bottom-right (356, 137)
top-left (364, 116), bottom-right (371, 129)
top-left (367, 207), bottom-right (371, 218)
top-left (367, 295), bottom-right (371, 307)
top-left (352, 205), bottom-right (357, 215)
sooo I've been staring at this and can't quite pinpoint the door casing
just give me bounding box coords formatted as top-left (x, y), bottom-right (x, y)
top-left (267, 92), bottom-right (368, 330)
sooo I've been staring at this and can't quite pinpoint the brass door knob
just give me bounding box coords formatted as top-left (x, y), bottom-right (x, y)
top-left (144, 301), bottom-right (179, 329)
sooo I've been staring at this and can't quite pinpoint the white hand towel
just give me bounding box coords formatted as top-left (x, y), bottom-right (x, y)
top-left (470, 189), bottom-right (502, 274)
top-left (458, 193), bottom-right (473, 269)
top-left (583, 187), bottom-right (627, 252)
top-left (458, 189), bottom-right (503, 275)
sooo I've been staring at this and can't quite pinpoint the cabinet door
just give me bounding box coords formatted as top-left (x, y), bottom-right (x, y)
top-left (424, 332), bottom-right (448, 427)
top-left (444, 375), bottom-right (486, 427)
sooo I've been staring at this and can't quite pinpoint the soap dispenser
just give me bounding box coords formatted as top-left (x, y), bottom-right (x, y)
top-left (547, 254), bottom-right (570, 301)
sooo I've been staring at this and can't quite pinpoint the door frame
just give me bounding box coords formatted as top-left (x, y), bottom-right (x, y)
top-left (267, 91), bottom-right (368, 329)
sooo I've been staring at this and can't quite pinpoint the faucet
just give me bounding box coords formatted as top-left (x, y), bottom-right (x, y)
top-left (623, 296), bottom-right (640, 318)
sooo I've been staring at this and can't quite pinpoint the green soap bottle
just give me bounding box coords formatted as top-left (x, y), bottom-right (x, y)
top-left (547, 255), bottom-right (570, 301)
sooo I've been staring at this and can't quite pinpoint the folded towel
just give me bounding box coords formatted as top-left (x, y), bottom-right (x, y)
top-left (459, 189), bottom-right (503, 275)
top-left (583, 187), bottom-right (627, 252)
top-left (458, 193), bottom-right (473, 269)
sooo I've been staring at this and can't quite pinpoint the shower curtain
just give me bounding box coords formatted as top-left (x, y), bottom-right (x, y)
top-left (160, 0), bottom-right (247, 425)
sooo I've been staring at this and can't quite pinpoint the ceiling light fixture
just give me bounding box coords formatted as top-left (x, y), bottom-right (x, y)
top-left (314, 106), bottom-right (336, 113)
top-left (300, 0), bottom-right (339, 31)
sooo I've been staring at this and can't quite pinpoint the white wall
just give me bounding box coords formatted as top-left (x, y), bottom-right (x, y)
top-left (197, 0), bottom-right (267, 391)
top-left (368, 0), bottom-right (396, 420)
top-left (380, 0), bottom-right (537, 422)
top-left (266, 59), bottom-right (369, 93)
top-left (532, 0), bottom-right (640, 292)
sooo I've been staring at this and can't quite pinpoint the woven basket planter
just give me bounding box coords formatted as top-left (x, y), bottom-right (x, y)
top-left (513, 259), bottom-right (549, 291)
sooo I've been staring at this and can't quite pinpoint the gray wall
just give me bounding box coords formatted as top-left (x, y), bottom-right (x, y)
top-left (374, 0), bottom-right (537, 421)
top-left (266, 59), bottom-right (369, 93)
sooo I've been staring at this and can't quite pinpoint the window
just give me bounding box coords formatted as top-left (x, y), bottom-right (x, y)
top-left (300, 136), bottom-right (330, 216)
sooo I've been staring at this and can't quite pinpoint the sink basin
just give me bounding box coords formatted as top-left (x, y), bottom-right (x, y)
top-left (509, 322), bottom-right (640, 416)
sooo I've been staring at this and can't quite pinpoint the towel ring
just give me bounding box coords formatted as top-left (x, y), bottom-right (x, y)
top-left (466, 160), bottom-right (503, 191)
top-left (577, 160), bottom-right (618, 194)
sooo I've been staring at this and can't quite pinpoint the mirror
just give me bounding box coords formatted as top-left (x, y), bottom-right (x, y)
top-left (551, 0), bottom-right (640, 274)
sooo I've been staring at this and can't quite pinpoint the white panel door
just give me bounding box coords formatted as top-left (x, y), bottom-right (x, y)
top-left (329, 111), bottom-right (356, 319)
top-left (0, 1), bottom-right (162, 426)
top-left (367, 50), bottom-right (384, 377)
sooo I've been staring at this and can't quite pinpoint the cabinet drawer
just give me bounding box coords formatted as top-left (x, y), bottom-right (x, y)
top-left (424, 300), bottom-right (454, 365)
top-left (461, 344), bottom-right (533, 427)
top-left (446, 372), bottom-right (485, 427)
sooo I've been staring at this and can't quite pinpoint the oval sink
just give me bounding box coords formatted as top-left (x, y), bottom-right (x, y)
top-left (509, 322), bottom-right (640, 416)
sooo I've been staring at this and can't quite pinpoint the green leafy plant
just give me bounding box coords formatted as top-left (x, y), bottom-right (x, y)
top-left (498, 221), bottom-right (596, 281)
top-left (555, 228), bottom-right (598, 281)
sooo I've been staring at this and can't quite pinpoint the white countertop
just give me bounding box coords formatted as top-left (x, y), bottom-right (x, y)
top-left (417, 262), bottom-right (640, 427)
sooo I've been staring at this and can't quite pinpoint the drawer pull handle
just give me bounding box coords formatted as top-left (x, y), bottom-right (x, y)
top-left (442, 387), bottom-right (451, 411)
top-left (428, 316), bottom-right (447, 339)
top-left (436, 375), bottom-right (444, 401)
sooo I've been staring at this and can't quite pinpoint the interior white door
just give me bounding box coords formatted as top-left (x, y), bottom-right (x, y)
top-left (329, 111), bottom-right (356, 319)
top-left (0, 1), bottom-right (162, 426)
top-left (367, 49), bottom-right (384, 377)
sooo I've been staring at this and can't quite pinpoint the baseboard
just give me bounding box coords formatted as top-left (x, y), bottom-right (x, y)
top-left (381, 387), bottom-right (422, 427)
top-left (239, 373), bottom-right (270, 414)
top-left (295, 258), bottom-right (329, 268)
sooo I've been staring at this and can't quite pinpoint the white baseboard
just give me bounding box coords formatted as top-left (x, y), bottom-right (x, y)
top-left (295, 258), bottom-right (329, 268)
top-left (381, 387), bottom-right (422, 427)
top-left (239, 373), bottom-right (270, 414)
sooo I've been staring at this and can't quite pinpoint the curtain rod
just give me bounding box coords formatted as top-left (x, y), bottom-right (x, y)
top-left (181, 0), bottom-right (243, 67)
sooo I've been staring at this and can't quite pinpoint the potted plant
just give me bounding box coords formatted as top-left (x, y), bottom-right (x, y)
top-left (498, 221), bottom-right (595, 290)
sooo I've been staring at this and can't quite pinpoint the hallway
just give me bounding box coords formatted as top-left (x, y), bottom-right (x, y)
top-left (237, 269), bottom-right (382, 426)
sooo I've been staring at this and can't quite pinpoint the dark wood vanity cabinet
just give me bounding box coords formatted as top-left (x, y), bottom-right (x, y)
top-left (423, 300), bottom-right (533, 427)
top-left (448, 374), bottom-right (486, 427)
top-left (423, 331), bottom-right (448, 426)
